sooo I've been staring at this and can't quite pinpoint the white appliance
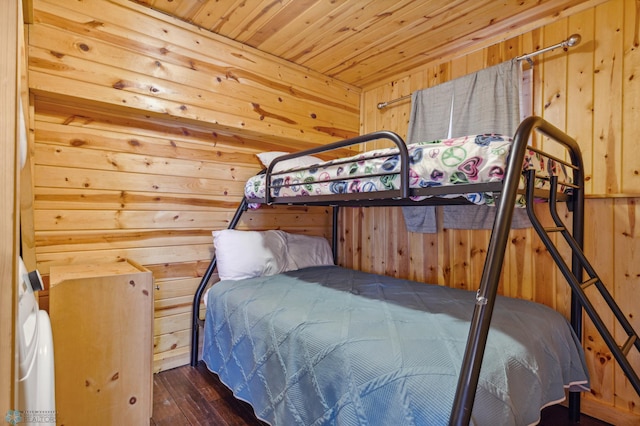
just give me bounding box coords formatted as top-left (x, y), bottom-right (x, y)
top-left (17, 257), bottom-right (56, 425)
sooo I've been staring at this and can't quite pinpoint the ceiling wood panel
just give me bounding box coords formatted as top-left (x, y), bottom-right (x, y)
top-left (134, 0), bottom-right (602, 87)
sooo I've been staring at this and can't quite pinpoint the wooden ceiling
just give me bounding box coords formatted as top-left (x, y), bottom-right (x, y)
top-left (132, 0), bottom-right (599, 88)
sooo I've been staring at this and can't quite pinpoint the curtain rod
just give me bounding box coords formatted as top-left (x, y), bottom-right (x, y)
top-left (377, 33), bottom-right (582, 110)
top-left (515, 33), bottom-right (581, 62)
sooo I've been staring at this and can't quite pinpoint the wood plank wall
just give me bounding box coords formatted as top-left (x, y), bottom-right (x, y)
top-left (26, 0), bottom-right (359, 372)
top-left (348, 0), bottom-right (639, 423)
top-left (29, 0), bottom-right (360, 146)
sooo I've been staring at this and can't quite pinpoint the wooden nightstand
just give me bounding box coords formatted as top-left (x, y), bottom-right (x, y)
top-left (49, 259), bottom-right (153, 425)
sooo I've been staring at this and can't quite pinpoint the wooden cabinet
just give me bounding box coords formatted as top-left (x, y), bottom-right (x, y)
top-left (49, 259), bottom-right (153, 425)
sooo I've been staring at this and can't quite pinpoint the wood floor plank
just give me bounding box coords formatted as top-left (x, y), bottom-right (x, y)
top-left (180, 362), bottom-right (226, 402)
top-left (151, 410), bottom-right (192, 426)
top-left (174, 394), bottom-right (227, 426)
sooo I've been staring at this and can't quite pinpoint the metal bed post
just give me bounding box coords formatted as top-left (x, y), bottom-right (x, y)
top-left (332, 206), bottom-right (340, 265)
top-left (190, 197), bottom-right (249, 367)
top-left (449, 116), bottom-right (544, 425)
top-left (568, 130), bottom-right (586, 422)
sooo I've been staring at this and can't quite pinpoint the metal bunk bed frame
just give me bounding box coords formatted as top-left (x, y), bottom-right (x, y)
top-left (190, 116), bottom-right (640, 425)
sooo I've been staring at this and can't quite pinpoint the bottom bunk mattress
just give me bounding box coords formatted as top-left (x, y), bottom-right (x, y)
top-left (202, 265), bottom-right (589, 426)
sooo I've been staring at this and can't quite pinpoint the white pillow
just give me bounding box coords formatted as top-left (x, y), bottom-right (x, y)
top-left (212, 229), bottom-right (334, 281)
top-left (256, 151), bottom-right (322, 172)
top-left (213, 229), bottom-right (288, 281)
top-left (285, 233), bottom-right (334, 270)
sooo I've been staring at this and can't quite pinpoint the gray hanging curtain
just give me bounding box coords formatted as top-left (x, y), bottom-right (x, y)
top-left (402, 60), bottom-right (531, 232)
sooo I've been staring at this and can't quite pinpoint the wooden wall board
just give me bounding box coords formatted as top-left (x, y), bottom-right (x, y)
top-left (612, 197), bottom-right (640, 413)
top-left (34, 166), bottom-right (246, 198)
top-left (154, 277), bottom-right (201, 302)
top-left (621, 0), bottom-right (640, 193)
top-left (1, 0), bottom-right (20, 416)
top-left (154, 328), bottom-right (191, 356)
top-left (33, 144), bottom-right (258, 182)
top-left (591, 0), bottom-right (623, 195)
top-left (33, 188), bottom-right (244, 212)
top-left (583, 198), bottom-right (616, 405)
top-left (34, 229), bottom-right (213, 253)
top-left (153, 345), bottom-right (191, 374)
top-left (146, 260), bottom-right (215, 281)
top-left (566, 8), bottom-right (596, 194)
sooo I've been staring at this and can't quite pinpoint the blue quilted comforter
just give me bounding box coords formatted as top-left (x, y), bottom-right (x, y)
top-left (203, 266), bottom-right (589, 425)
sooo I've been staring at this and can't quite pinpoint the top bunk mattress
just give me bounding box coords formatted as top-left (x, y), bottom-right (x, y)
top-left (244, 134), bottom-right (571, 206)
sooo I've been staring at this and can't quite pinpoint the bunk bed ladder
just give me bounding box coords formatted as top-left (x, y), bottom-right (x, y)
top-left (525, 170), bottom-right (640, 398)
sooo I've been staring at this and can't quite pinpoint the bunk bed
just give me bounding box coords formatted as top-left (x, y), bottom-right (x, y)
top-left (190, 116), bottom-right (640, 425)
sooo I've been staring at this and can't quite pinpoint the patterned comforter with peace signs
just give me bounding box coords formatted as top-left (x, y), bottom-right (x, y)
top-left (244, 134), bottom-right (570, 206)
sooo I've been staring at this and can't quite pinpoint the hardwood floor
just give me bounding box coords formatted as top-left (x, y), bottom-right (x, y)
top-left (152, 362), bottom-right (612, 426)
top-left (151, 361), bottom-right (266, 426)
